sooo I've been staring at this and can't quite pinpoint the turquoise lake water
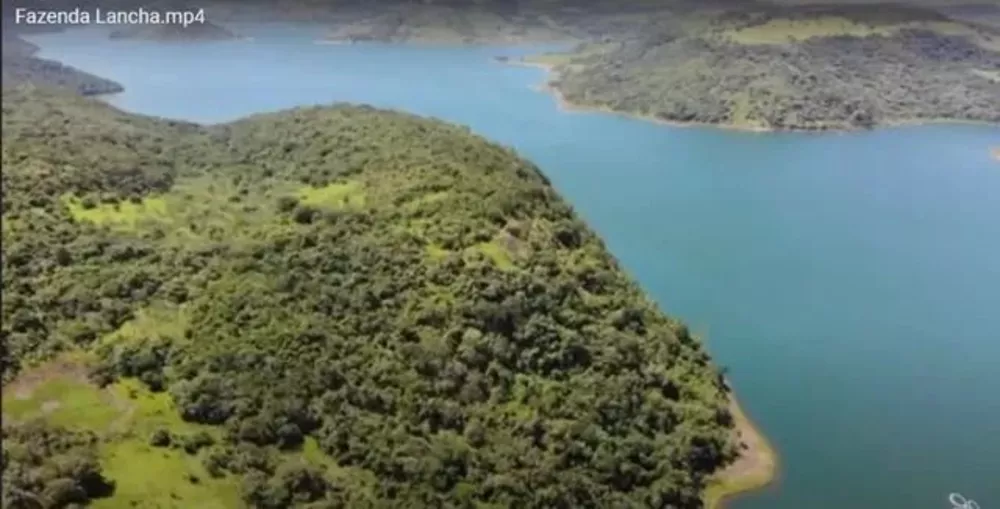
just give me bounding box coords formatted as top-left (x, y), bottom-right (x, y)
top-left (28, 25), bottom-right (1000, 509)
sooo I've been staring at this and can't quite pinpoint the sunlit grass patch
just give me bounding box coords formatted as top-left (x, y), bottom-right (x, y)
top-left (1, 353), bottom-right (113, 428)
top-left (101, 303), bottom-right (189, 347)
top-left (63, 176), bottom-right (290, 246)
top-left (2, 375), bottom-right (119, 429)
top-left (3, 356), bottom-right (237, 508)
top-left (469, 241), bottom-right (514, 270)
top-left (298, 180), bottom-right (365, 209)
top-left (106, 378), bottom-right (215, 437)
top-left (92, 440), bottom-right (241, 509)
top-left (63, 194), bottom-right (169, 228)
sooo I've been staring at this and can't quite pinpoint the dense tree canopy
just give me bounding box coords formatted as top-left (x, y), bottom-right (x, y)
top-left (2, 87), bottom-right (736, 507)
top-left (540, 4), bottom-right (1000, 130)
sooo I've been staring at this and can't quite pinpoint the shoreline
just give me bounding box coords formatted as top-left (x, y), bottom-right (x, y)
top-left (992, 146), bottom-right (1000, 161)
top-left (507, 57), bottom-right (784, 506)
top-left (502, 58), bottom-right (1000, 134)
top-left (705, 393), bottom-right (780, 509)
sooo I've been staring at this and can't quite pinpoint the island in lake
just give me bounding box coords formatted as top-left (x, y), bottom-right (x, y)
top-left (108, 20), bottom-right (241, 41)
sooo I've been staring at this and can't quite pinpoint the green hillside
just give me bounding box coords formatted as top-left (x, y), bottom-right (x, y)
top-left (2, 86), bottom-right (740, 508)
top-left (1, 36), bottom-right (124, 95)
top-left (528, 3), bottom-right (1000, 130)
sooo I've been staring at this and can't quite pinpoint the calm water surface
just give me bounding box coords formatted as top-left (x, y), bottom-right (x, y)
top-left (29, 25), bottom-right (1000, 509)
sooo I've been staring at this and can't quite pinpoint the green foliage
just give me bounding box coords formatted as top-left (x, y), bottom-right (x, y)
top-left (541, 4), bottom-right (1000, 130)
top-left (2, 421), bottom-right (116, 508)
top-left (2, 87), bottom-right (735, 507)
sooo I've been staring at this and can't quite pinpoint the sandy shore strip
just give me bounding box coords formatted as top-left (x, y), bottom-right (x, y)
top-left (704, 394), bottom-right (780, 508)
top-left (991, 146), bottom-right (1000, 161)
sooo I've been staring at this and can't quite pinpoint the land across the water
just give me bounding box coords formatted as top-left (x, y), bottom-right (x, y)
top-left (108, 21), bottom-right (243, 41)
top-left (300, 1), bottom-right (1000, 132)
top-left (500, 57), bottom-right (777, 133)
top-left (501, 56), bottom-right (1000, 134)
top-left (5, 0), bottom-right (998, 130)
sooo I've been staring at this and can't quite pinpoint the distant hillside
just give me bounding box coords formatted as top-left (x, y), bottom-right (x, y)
top-left (108, 20), bottom-right (241, 41)
top-left (529, 3), bottom-right (1000, 130)
top-left (320, 4), bottom-right (572, 45)
top-left (203, 0), bottom-right (1000, 130)
top-left (1, 36), bottom-right (124, 95)
top-left (1, 86), bottom-right (748, 508)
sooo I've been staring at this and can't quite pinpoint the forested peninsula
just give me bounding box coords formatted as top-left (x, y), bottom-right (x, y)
top-left (1, 77), bottom-right (772, 507)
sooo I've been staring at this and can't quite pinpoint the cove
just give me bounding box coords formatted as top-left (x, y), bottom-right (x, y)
top-left (26, 25), bottom-right (1000, 509)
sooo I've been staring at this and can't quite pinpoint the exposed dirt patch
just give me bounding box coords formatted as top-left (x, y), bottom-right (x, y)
top-left (2, 353), bottom-right (136, 429)
top-left (724, 397), bottom-right (777, 483)
top-left (705, 394), bottom-right (779, 508)
top-left (5, 355), bottom-right (91, 401)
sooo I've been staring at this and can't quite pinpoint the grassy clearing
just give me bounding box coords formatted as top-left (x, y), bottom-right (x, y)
top-left (93, 440), bottom-right (242, 509)
top-left (2, 355), bottom-right (240, 508)
top-left (100, 303), bottom-right (190, 348)
top-left (106, 378), bottom-right (214, 437)
top-left (298, 180), bottom-right (365, 209)
top-left (1, 355), bottom-right (212, 438)
top-left (2, 372), bottom-right (119, 429)
top-left (63, 176), bottom-right (296, 246)
top-left (703, 396), bottom-right (778, 509)
top-left (64, 194), bottom-right (169, 229)
top-left (469, 241), bottom-right (514, 270)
